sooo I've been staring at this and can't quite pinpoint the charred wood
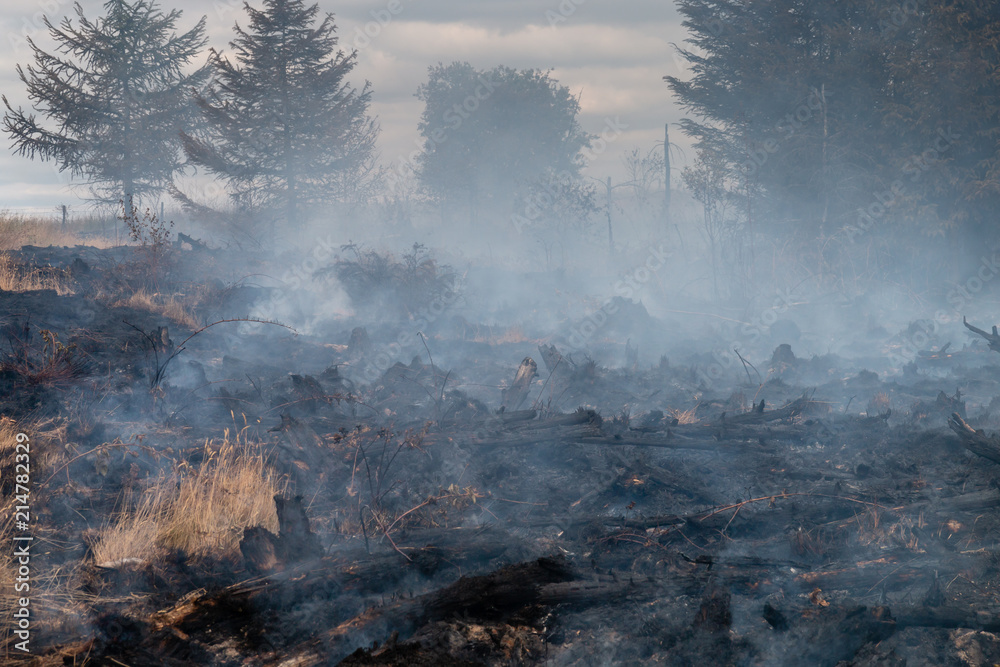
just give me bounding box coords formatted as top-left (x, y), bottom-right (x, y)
top-left (948, 412), bottom-right (1000, 464)
top-left (501, 357), bottom-right (537, 411)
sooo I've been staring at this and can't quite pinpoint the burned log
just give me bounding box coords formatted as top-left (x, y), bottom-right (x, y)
top-left (963, 316), bottom-right (1000, 352)
top-left (718, 394), bottom-right (810, 426)
top-left (948, 412), bottom-right (1000, 464)
top-left (348, 326), bottom-right (373, 363)
top-left (175, 232), bottom-right (209, 251)
top-left (501, 357), bottom-right (537, 411)
top-left (538, 343), bottom-right (569, 375)
top-left (238, 494), bottom-right (323, 574)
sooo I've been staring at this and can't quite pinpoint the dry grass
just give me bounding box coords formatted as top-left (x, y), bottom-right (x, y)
top-left (0, 417), bottom-right (84, 653)
top-left (470, 323), bottom-right (530, 345)
top-left (668, 406), bottom-right (700, 424)
top-left (867, 391), bottom-right (892, 417)
top-left (0, 252), bottom-right (71, 294)
top-left (90, 492), bottom-right (166, 568)
top-left (92, 433), bottom-right (284, 565)
top-left (113, 289), bottom-right (200, 329)
top-left (0, 211), bottom-right (113, 250)
top-left (0, 418), bottom-right (23, 620)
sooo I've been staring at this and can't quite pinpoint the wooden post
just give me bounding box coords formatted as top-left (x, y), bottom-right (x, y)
top-left (606, 176), bottom-right (614, 254)
top-left (663, 124), bottom-right (671, 226)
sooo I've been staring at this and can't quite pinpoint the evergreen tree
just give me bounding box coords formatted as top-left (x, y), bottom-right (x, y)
top-left (2, 0), bottom-right (208, 207)
top-left (180, 0), bottom-right (379, 227)
top-left (666, 0), bottom-right (1000, 249)
top-left (666, 0), bottom-right (889, 238)
top-left (879, 0), bottom-right (1000, 246)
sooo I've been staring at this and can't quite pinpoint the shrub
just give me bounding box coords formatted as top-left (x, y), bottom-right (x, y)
top-left (328, 242), bottom-right (457, 319)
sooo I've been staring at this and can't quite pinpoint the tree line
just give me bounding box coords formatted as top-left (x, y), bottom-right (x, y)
top-left (2, 0), bottom-right (591, 237)
top-left (666, 0), bottom-right (1000, 255)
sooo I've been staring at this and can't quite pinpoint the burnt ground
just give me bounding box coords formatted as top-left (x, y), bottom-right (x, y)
top-left (2, 242), bottom-right (1000, 666)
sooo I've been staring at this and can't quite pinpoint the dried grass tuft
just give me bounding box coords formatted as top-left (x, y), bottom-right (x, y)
top-left (0, 252), bottom-right (71, 294)
top-left (114, 289), bottom-right (199, 329)
top-left (92, 432), bottom-right (284, 565)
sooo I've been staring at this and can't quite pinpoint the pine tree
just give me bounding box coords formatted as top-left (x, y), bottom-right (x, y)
top-left (180, 0), bottom-right (379, 227)
top-left (2, 0), bottom-right (209, 207)
top-left (878, 0), bottom-right (1000, 247)
top-left (665, 0), bottom-right (891, 238)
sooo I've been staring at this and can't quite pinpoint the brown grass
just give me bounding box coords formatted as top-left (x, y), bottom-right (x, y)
top-left (0, 211), bottom-right (113, 250)
top-left (470, 323), bottom-right (530, 345)
top-left (867, 391), bottom-right (891, 417)
top-left (0, 418), bottom-right (23, 620)
top-left (113, 289), bottom-right (200, 329)
top-left (92, 433), bottom-right (284, 565)
top-left (668, 406), bottom-right (700, 424)
top-left (0, 252), bottom-right (71, 294)
top-left (0, 417), bottom-right (86, 655)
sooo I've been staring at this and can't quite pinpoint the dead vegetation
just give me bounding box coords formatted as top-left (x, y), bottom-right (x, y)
top-left (0, 324), bottom-right (84, 387)
top-left (92, 432), bottom-right (284, 565)
top-left (326, 242), bottom-right (458, 318)
top-left (112, 290), bottom-right (199, 330)
top-left (0, 211), bottom-right (113, 251)
top-left (0, 252), bottom-right (70, 294)
top-left (1, 240), bottom-right (1000, 666)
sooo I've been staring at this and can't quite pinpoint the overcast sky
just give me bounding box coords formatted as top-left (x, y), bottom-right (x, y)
top-left (0, 0), bottom-right (690, 212)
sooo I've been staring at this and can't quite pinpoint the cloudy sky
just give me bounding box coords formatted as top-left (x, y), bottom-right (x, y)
top-left (0, 0), bottom-right (691, 212)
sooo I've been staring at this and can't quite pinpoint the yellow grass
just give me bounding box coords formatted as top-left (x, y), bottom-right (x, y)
top-left (114, 289), bottom-right (200, 330)
top-left (90, 492), bottom-right (166, 567)
top-left (0, 418), bottom-right (23, 620)
top-left (0, 252), bottom-right (71, 294)
top-left (0, 417), bottom-right (70, 630)
top-left (668, 406), bottom-right (700, 424)
top-left (0, 211), bottom-right (113, 250)
top-left (469, 323), bottom-right (530, 344)
top-left (92, 434), bottom-right (284, 565)
top-left (867, 391), bottom-right (891, 417)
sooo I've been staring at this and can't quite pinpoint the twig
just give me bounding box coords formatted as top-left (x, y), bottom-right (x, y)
top-left (125, 317), bottom-right (297, 389)
top-left (698, 492), bottom-right (896, 532)
top-left (734, 348), bottom-right (761, 384)
top-left (40, 442), bottom-right (141, 489)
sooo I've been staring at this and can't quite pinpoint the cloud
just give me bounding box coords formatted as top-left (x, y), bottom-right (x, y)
top-left (0, 0), bottom-right (692, 209)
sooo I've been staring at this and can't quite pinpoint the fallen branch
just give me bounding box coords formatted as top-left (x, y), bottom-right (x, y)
top-left (948, 412), bottom-right (1000, 464)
